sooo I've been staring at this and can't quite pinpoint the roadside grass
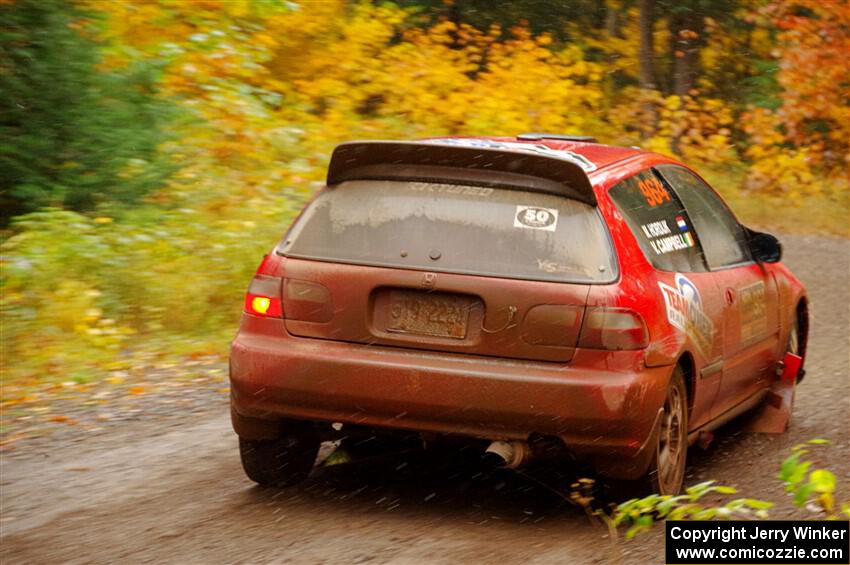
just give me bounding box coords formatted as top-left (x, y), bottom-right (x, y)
top-left (703, 167), bottom-right (850, 238)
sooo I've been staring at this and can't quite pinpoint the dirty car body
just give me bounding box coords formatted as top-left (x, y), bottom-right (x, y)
top-left (229, 136), bottom-right (808, 493)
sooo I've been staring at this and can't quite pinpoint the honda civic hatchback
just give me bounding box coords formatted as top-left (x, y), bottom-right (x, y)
top-left (230, 135), bottom-right (808, 495)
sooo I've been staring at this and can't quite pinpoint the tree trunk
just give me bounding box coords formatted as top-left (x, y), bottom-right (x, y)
top-left (606, 1), bottom-right (623, 39)
top-left (638, 0), bottom-right (657, 90)
top-left (448, 2), bottom-right (462, 49)
top-left (671, 11), bottom-right (704, 96)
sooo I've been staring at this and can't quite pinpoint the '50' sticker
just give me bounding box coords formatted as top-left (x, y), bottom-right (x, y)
top-left (514, 206), bottom-right (559, 232)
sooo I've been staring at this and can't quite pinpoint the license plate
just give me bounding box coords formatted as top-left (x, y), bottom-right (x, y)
top-left (386, 291), bottom-right (471, 339)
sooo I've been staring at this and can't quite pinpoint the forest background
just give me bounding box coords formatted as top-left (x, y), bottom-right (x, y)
top-left (1, 0), bottom-right (847, 391)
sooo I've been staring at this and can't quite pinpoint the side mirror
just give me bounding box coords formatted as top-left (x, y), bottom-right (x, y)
top-left (745, 227), bottom-right (782, 263)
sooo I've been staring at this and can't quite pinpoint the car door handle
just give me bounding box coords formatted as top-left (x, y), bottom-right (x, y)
top-left (725, 288), bottom-right (736, 306)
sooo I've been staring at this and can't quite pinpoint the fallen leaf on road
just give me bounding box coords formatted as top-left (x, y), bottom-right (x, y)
top-left (1, 395), bottom-right (36, 407)
top-left (49, 415), bottom-right (78, 425)
top-left (0, 434), bottom-right (23, 447)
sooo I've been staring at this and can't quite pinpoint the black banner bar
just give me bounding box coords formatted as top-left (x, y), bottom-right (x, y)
top-left (666, 520), bottom-right (849, 564)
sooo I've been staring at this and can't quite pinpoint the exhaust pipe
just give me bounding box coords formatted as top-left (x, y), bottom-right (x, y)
top-left (484, 440), bottom-right (532, 469)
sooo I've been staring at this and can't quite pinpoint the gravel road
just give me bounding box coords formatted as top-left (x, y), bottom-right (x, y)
top-left (2, 234), bottom-right (848, 564)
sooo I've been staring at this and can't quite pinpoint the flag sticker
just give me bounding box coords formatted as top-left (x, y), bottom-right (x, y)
top-left (676, 216), bottom-right (689, 231)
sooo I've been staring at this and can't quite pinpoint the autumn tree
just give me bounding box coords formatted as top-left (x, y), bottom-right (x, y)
top-left (767, 0), bottom-right (850, 171)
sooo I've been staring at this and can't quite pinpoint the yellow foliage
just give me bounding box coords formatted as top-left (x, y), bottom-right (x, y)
top-left (742, 108), bottom-right (819, 199)
top-left (87, 0), bottom-right (622, 211)
top-left (612, 89), bottom-right (734, 164)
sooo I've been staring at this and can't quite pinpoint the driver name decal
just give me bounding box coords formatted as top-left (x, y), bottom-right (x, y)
top-left (640, 219), bottom-right (696, 255)
top-left (658, 274), bottom-right (715, 356)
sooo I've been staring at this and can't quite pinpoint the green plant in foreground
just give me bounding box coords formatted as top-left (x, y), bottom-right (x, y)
top-left (571, 439), bottom-right (849, 544)
top-left (612, 481), bottom-right (773, 540)
top-left (778, 439), bottom-right (845, 517)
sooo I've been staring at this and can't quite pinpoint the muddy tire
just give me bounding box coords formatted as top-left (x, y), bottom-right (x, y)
top-left (644, 366), bottom-right (688, 495)
top-left (239, 422), bottom-right (320, 487)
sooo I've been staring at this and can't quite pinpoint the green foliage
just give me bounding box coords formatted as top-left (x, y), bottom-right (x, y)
top-left (390, 0), bottom-right (611, 41)
top-left (739, 58), bottom-right (782, 110)
top-left (779, 439), bottom-right (842, 514)
top-left (613, 481), bottom-right (773, 540)
top-left (0, 0), bottom-right (177, 225)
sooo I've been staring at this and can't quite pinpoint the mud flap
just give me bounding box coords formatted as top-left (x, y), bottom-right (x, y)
top-left (593, 407), bottom-right (664, 480)
top-left (746, 352), bottom-right (802, 434)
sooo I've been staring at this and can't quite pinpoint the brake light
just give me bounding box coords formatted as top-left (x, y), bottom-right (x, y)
top-left (578, 307), bottom-right (649, 350)
top-left (245, 293), bottom-right (282, 317)
top-left (243, 254), bottom-right (284, 318)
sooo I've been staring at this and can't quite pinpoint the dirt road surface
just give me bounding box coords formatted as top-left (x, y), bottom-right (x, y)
top-left (2, 234), bottom-right (848, 564)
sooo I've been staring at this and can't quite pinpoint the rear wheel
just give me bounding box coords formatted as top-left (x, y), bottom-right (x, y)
top-left (646, 367), bottom-right (688, 495)
top-left (239, 421), bottom-right (320, 487)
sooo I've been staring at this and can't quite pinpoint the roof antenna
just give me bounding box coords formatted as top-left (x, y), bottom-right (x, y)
top-left (517, 133), bottom-right (597, 142)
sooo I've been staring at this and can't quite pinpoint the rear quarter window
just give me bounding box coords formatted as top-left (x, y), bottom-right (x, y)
top-left (279, 180), bottom-right (618, 283)
top-left (608, 170), bottom-right (707, 273)
top-left (655, 165), bottom-right (751, 269)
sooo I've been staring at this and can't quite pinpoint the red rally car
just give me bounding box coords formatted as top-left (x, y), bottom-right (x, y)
top-left (230, 134), bottom-right (808, 495)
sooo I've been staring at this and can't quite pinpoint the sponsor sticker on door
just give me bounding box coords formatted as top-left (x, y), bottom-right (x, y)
top-left (658, 274), bottom-right (715, 356)
top-left (514, 206), bottom-right (559, 232)
top-left (739, 281), bottom-right (767, 345)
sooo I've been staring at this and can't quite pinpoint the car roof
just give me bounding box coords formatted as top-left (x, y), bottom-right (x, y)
top-left (428, 136), bottom-right (644, 171)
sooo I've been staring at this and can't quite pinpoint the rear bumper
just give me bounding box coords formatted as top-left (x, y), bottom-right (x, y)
top-left (230, 315), bottom-right (672, 477)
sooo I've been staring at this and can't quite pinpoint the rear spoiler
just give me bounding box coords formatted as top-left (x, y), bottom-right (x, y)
top-left (326, 140), bottom-right (597, 206)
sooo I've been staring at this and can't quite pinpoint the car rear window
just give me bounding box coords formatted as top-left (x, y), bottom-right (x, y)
top-left (278, 180), bottom-right (617, 283)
